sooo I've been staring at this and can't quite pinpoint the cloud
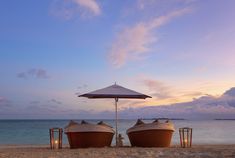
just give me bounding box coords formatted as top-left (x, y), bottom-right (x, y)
top-left (76, 84), bottom-right (88, 95)
top-left (180, 91), bottom-right (204, 98)
top-left (50, 0), bottom-right (101, 20)
top-left (77, 84), bottom-right (88, 89)
top-left (109, 23), bottom-right (155, 68)
top-left (30, 99), bottom-right (63, 105)
top-left (0, 97), bottom-right (10, 104)
top-left (17, 68), bottom-right (49, 79)
top-left (135, 76), bottom-right (205, 107)
top-left (1, 87), bottom-right (235, 119)
top-left (30, 101), bottom-right (40, 104)
top-left (223, 87), bottom-right (235, 97)
top-left (0, 96), bottom-right (5, 102)
top-left (20, 104), bottom-right (65, 118)
top-left (137, 0), bottom-right (196, 10)
top-left (74, 0), bottom-right (101, 15)
top-left (17, 72), bottom-right (27, 79)
top-left (48, 99), bottom-right (62, 105)
top-left (109, 7), bottom-right (192, 68)
top-left (0, 97), bottom-right (12, 109)
top-left (115, 89), bottom-right (235, 119)
top-left (37, 88), bottom-right (235, 119)
top-left (137, 0), bottom-right (155, 10)
top-left (143, 79), bottom-right (172, 99)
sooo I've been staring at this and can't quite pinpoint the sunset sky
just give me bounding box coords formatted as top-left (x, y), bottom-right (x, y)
top-left (1, 0), bottom-right (235, 119)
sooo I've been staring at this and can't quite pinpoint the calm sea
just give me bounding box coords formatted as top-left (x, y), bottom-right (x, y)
top-left (0, 119), bottom-right (235, 145)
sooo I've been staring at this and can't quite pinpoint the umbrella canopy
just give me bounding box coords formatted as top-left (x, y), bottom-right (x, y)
top-left (79, 83), bottom-right (151, 146)
top-left (79, 84), bottom-right (151, 99)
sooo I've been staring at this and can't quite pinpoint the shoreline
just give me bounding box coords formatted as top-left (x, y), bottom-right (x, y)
top-left (0, 145), bottom-right (234, 158)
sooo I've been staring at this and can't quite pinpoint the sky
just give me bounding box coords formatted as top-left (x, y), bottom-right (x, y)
top-left (0, 0), bottom-right (235, 119)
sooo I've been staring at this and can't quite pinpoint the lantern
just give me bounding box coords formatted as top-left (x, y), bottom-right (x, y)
top-left (179, 127), bottom-right (192, 148)
top-left (49, 128), bottom-right (63, 149)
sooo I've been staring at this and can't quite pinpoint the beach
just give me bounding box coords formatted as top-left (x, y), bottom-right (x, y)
top-left (0, 145), bottom-right (235, 158)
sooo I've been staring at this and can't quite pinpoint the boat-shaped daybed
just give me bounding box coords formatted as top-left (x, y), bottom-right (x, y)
top-left (127, 119), bottom-right (175, 147)
top-left (64, 120), bottom-right (114, 148)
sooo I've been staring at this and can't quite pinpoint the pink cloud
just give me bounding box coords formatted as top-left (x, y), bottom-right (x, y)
top-left (0, 97), bottom-right (5, 102)
top-left (109, 8), bottom-right (192, 68)
top-left (109, 23), bottom-right (155, 68)
top-left (51, 0), bottom-right (101, 20)
top-left (73, 0), bottom-right (101, 16)
top-left (137, 0), bottom-right (158, 10)
top-left (143, 79), bottom-right (172, 99)
top-left (0, 97), bottom-right (11, 107)
top-left (0, 97), bottom-right (9, 103)
top-left (137, 76), bottom-right (205, 106)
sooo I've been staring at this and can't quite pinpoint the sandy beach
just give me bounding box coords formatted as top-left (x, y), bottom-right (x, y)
top-left (0, 145), bottom-right (235, 158)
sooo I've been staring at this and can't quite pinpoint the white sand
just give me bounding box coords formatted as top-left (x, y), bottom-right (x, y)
top-left (0, 145), bottom-right (235, 158)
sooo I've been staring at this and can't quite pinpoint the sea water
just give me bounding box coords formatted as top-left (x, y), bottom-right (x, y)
top-left (0, 119), bottom-right (235, 145)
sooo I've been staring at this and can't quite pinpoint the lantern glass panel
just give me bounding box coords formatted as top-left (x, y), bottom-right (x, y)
top-left (179, 127), bottom-right (192, 148)
top-left (49, 128), bottom-right (63, 149)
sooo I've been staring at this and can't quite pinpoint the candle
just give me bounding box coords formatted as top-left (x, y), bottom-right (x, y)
top-left (183, 139), bottom-right (188, 147)
top-left (54, 140), bottom-right (59, 149)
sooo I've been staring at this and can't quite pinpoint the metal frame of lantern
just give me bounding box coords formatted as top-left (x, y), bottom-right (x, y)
top-left (179, 127), bottom-right (192, 148)
top-left (49, 128), bottom-right (63, 149)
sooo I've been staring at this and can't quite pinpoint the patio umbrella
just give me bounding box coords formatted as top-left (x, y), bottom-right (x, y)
top-left (79, 83), bottom-right (151, 146)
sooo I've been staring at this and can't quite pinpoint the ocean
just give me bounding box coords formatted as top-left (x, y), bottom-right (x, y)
top-left (0, 119), bottom-right (235, 145)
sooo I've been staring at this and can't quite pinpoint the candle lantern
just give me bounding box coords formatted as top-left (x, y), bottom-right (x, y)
top-left (179, 127), bottom-right (192, 148)
top-left (49, 128), bottom-right (63, 149)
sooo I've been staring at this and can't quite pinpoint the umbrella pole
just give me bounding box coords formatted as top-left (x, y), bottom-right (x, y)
top-left (115, 98), bottom-right (118, 147)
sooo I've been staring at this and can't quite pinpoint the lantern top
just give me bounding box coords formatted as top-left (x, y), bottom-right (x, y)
top-left (179, 127), bottom-right (192, 129)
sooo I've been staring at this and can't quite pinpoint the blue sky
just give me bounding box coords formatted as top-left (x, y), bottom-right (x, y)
top-left (1, 0), bottom-right (235, 119)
